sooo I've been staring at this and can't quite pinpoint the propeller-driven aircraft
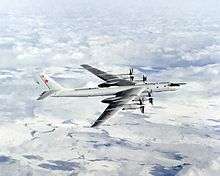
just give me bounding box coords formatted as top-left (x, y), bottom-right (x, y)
top-left (36, 64), bottom-right (186, 127)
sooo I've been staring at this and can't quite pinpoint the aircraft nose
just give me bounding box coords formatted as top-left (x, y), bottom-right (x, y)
top-left (168, 82), bottom-right (186, 87)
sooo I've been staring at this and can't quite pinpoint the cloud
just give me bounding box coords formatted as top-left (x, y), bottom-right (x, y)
top-left (0, 0), bottom-right (220, 175)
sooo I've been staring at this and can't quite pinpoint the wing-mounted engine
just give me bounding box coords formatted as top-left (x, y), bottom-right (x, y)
top-left (115, 68), bottom-right (135, 82)
top-left (133, 75), bottom-right (148, 84)
top-left (147, 90), bottom-right (153, 105)
top-left (98, 81), bottom-right (120, 88)
top-left (129, 68), bottom-right (134, 81)
top-left (133, 91), bottom-right (153, 105)
top-left (102, 95), bottom-right (146, 114)
top-left (101, 96), bottom-right (123, 103)
top-left (116, 68), bottom-right (149, 84)
top-left (123, 97), bottom-right (146, 113)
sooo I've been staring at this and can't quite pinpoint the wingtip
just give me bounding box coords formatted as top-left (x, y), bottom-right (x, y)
top-left (81, 64), bottom-right (89, 67)
top-left (91, 123), bottom-right (98, 128)
top-left (90, 121), bottom-right (100, 128)
top-left (36, 97), bottom-right (42, 101)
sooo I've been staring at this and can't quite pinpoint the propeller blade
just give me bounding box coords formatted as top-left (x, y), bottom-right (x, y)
top-left (139, 98), bottom-right (143, 105)
top-left (149, 97), bottom-right (153, 105)
top-left (130, 75), bottom-right (134, 81)
top-left (129, 68), bottom-right (134, 75)
top-left (143, 75), bottom-right (147, 82)
top-left (140, 106), bottom-right (145, 113)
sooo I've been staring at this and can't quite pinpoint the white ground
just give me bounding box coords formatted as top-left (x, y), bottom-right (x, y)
top-left (0, 0), bottom-right (220, 175)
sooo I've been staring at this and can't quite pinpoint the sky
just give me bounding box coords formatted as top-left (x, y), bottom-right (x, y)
top-left (0, 0), bottom-right (220, 175)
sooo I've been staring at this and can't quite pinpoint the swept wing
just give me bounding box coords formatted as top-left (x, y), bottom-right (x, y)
top-left (81, 64), bottom-right (135, 86)
top-left (91, 87), bottom-right (144, 127)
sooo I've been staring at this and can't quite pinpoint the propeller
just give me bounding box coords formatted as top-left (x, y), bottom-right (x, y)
top-left (147, 91), bottom-right (152, 97)
top-left (129, 68), bottom-right (133, 75)
top-left (148, 90), bottom-right (153, 105)
top-left (139, 98), bottom-right (143, 105)
top-left (129, 68), bottom-right (134, 81)
top-left (130, 75), bottom-right (134, 81)
top-left (139, 97), bottom-right (145, 113)
top-left (149, 97), bottom-right (153, 105)
top-left (143, 75), bottom-right (147, 82)
top-left (140, 106), bottom-right (145, 114)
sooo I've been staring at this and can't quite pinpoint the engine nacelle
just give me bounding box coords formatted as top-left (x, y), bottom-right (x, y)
top-left (132, 94), bottom-right (153, 105)
top-left (98, 81), bottom-right (119, 88)
top-left (122, 104), bottom-right (144, 110)
top-left (133, 95), bottom-right (152, 101)
top-left (101, 97), bottom-right (123, 103)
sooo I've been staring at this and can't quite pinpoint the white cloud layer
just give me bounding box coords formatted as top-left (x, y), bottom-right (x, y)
top-left (0, 0), bottom-right (220, 175)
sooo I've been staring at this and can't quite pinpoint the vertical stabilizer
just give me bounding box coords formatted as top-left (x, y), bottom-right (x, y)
top-left (37, 74), bottom-right (63, 91)
top-left (36, 74), bottom-right (63, 100)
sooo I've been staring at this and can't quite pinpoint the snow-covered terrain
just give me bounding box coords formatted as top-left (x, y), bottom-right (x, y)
top-left (0, 0), bottom-right (220, 175)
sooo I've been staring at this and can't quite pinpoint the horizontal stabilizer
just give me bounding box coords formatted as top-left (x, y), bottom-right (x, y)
top-left (37, 90), bottom-right (57, 100)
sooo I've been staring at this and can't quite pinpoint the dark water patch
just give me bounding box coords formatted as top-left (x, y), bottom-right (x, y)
top-left (213, 125), bottom-right (220, 127)
top-left (93, 142), bottom-right (112, 148)
top-left (162, 151), bottom-right (184, 161)
top-left (0, 156), bottom-right (10, 163)
top-left (180, 125), bottom-right (215, 139)
top-left (23, 155), bottom-right (43, 161)
top-left (39, 160), bottom-right (80, 171)
top-left (208, 119), bottom-right (220, 123)
top-left (114, 138), bottom-right (142, 150)
top-left (150, 164), bottom-right (184, 176)
top-left (124, 122), bottom-right (140, 126)
top-left (66, 130), bottom-right (110, 143)
top-left (214, 129), bottom-right (220, 134)
top-left (208, 104), bottom-right (217, 107)
top-left (68, 128), bottom-right (143, 151)
top-left (212, 125), bottom-right (220, 129)
top-left (92, 137), bottom-right (142, 150)
top-left (204, 134), bottom-right (211, 138)
top-left (89, 157), bottom-right (114, 162)
top-left (86, 140), bottom-right (98, 143)
top-left (0, 155), bottom-right (15, 164)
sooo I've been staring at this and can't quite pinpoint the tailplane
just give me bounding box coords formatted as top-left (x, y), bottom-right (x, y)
top-left (36, 74), bottom-right (63, 100)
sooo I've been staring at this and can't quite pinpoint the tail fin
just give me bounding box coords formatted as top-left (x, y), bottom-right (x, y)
top-left (36, 73), bottom-right (63, 100)
top-left (38, 74), bottom-right (63, 91)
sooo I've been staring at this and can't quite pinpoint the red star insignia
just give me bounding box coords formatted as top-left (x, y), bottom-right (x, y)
top-left (44, 79), bottom-right (49, 84)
